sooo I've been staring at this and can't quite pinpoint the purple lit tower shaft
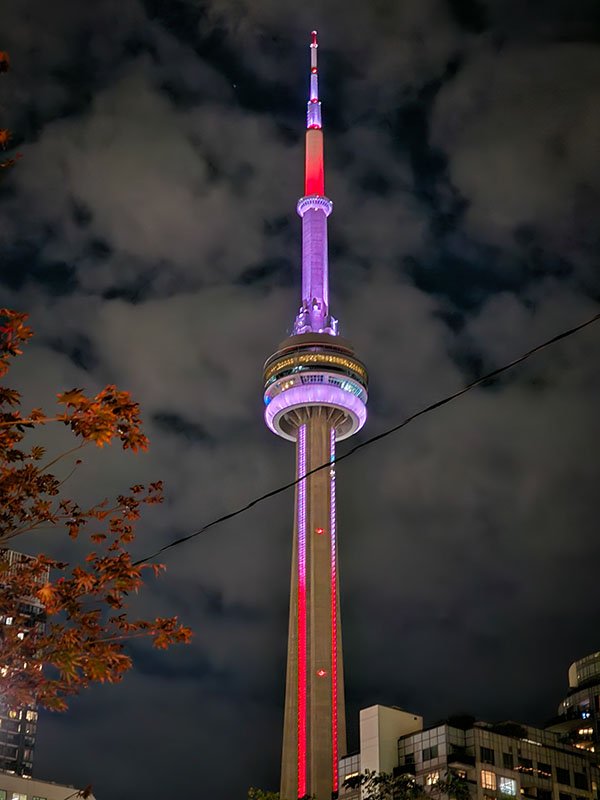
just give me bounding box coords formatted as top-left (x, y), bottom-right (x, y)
top-left (299, 198), bottom-right (331, 334)
top-left (262, 32), bottom-right (368, 800)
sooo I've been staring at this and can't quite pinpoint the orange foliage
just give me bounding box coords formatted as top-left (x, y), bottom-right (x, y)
top-left (0, 49), bottom-right (20, 169)
top-left (0, 310), bottom-right (191, 711)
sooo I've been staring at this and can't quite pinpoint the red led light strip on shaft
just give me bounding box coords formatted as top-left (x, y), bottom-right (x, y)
top-left (297, 425), bottom-right (308, 798)
top-left (330, 427), bottom-right (338, 793)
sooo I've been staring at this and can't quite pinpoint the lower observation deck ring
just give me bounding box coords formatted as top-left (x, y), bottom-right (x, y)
top-left (264, 384), bottom-right (367, 442)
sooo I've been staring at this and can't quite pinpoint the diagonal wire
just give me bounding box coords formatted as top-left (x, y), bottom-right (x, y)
top-left (133, 310), bottom-right (600, 567)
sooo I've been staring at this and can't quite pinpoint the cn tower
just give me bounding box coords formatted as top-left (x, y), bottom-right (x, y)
top-left (263, 32), bottom-right (368, 800)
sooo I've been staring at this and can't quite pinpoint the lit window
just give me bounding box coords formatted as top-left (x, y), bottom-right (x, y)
top-left (426, 771), bottom-right (440, 786)
top-left (481, 770), bottom-right (497, 790)
top-left (0, 791), bottom-right (6, 800)
top-left (25, 710), bottom-right (37, 722)
top-left (5, 617), bottom-right (13, 625)
top-left (500, 777), bottom-right (517, 796)
top-left (11, 794), bottom-right (27, 800)
top-left (8, 710), bottom-right (19, 720)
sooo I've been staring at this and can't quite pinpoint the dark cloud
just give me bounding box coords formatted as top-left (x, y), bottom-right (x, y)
top-left (1, 0), bottom-right (599, 797)
top-left (46, 331), bottom-right (99, 371)
top-left (446, 0), bottom-right (488, 35)
top-left (152, 410), bottom-right (212, 442)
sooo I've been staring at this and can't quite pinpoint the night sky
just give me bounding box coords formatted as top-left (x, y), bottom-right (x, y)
top-left (2, 0), bottom-right (600, 797)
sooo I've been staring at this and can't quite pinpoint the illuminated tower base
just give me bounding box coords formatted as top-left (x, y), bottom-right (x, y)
top-left (281, 409), bottom-right (345, 799)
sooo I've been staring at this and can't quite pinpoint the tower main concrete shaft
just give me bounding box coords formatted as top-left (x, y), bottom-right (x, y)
top-left (281, 410), bottom-right (345, 799)
top-left (262, 33), bottom-right (368, 800)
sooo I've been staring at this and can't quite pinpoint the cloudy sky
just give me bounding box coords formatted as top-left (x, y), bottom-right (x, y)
top-left (1, 0), bottom-right (600, 797)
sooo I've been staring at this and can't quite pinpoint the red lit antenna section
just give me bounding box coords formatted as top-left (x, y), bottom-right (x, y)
top-left (305, 30), bottom-right (324, 195)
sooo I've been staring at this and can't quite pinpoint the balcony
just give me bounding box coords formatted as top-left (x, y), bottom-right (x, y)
top-left (545, 709), bottom-right (594, 732)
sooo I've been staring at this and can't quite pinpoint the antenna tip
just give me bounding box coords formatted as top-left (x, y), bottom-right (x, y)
top-left (311, 30), bottom-right (318, 45)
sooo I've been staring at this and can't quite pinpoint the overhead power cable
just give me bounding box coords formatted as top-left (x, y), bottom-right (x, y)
top-left (133, 310), bottom-right (600, 567)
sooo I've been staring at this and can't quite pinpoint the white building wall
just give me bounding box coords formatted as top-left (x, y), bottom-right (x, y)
top-left (0, 770), bottom-right (96, 800)
top-left (359, 705), bottom-right (423, 775)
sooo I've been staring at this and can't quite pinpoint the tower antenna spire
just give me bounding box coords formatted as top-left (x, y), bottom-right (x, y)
top-left (294, 29), bottom-right (335, 335)
top-left (308, 30), bottom-right (320, 124)
top-left (305, 30), bottom-right (323, 165)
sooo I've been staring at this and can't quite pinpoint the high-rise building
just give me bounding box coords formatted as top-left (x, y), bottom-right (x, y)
top-left (546, 652), bottom-right (600, 756)
top-left (262, 32), bottom-right (369, 800)
top-left (340, 705), bottom-right (600, 800)
top-left (0, 550), bottom-right (47, 777)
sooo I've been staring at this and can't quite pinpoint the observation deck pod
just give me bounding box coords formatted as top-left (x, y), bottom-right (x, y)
top-left (263, 333), bottom-right (368, 442)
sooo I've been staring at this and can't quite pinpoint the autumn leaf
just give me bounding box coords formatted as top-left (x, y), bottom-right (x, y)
top-left (0, 387), bottom-right (20, 406)
top-left (56, 389), bottom-right (86, 406)
top-left (37, 583), bottom-right (57, 611)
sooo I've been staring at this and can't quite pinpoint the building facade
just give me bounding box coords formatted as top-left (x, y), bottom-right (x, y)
top-left (0, 769), bottom-right (96, 800)
top-left (546, 652), bottom-right (600, 756)
top-left (0, 708), bottom-right (38, 780)
top-left (263, 32), bottom-right (368, 800)
top-left (340, 705), bottom-right (600, 800)
top-left (0, 550), bottom-right (47, 777)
